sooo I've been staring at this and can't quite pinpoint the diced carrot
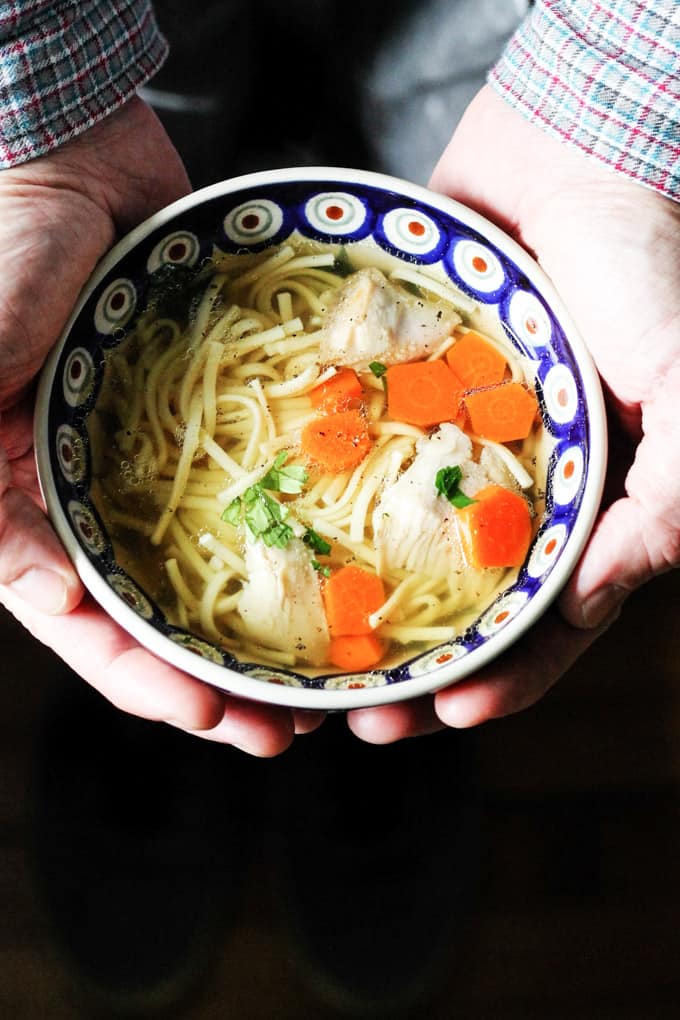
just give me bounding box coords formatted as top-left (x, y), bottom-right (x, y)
top-left (386, 359), bottom-right (464, 427)
top-left (446, 331), bottom-right (507, 389)
top-left (464, 382), bottom-right (539, 442)
top-left (323, 564), bottom-right (385, 636)
top-left (301, 408), bottom-right (372, 473)
top-left (310, 368), bottom-right (363, 410)
top-left (328, 634), bottom-right (385, 672)
top-left (457, 484), bottom-right (532, 568)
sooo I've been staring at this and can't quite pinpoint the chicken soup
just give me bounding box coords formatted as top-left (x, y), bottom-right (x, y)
top-left (88, 238), bottom-right (544, 674)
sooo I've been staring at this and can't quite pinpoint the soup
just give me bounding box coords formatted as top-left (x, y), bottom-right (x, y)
top-left (88, 238), bottom-right (545, 674)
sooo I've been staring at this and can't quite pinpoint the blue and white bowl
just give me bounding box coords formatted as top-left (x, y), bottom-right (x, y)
top-left (35, 167), bottom-right (607, 710)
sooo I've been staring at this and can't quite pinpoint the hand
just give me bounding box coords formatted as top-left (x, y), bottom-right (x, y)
top-left (348, 85), bottom-right (680, 743)
top-left (0, 98), bottom-right (322, 754)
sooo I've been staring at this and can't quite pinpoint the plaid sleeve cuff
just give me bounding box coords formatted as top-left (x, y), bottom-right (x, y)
top-left (488, 0), bottom-right (680, 201)
top-left (0, 0), bottom-right (168, 168)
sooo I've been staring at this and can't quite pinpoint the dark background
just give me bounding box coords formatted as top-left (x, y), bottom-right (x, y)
top-left (3, 2), bottom-right (679, 1017)
top-left (2, 572), bottom-right (679, 1017)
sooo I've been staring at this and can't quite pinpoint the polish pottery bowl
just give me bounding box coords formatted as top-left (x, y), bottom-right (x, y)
top-left (35, 167), bottom-right (607, 710)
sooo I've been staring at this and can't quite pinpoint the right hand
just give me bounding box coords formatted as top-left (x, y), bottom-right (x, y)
top-left (0, 98), bottom-right (322, 755)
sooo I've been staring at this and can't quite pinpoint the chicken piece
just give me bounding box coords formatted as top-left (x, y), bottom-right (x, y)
top-left (372, 423), bottom-right (492, 581)
top-left (321, 267), bottom-right (460, 371)
top-left (237, 537), bottom-right (330, 666)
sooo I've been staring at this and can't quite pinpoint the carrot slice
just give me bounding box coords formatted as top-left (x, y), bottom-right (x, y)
top-left (464, 382), bottom-right (539, 442)
top-left (323, 564), bottom-right (385, 636)
top-left (446, 331), bottom-right (507, 389)
top-left (310, 368), bottom-right (363, 410)
top-left (301, 408), bottom-right (372, 473)
top-left (457, 485), bottom-right (532, 568)
top-left (328, 633), bottom-right (385, 672)
top-left (386, 359), bottom-right (464, 427)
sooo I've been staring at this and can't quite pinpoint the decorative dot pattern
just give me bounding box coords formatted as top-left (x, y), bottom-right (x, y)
top-left (67, 500), bottom-right (107, 556)
top-left (506, 289), bottom-right (552, 349)
top-left (451, 238), bottom-right (506, 296)
top-left (478, 591), bottom-right (530, 637)
top-left (94, 278), bottom-right (137, 335)
top-left (542, 363), bottom-right (579, 424)
top-left (323, 672), bottom-right (388, 691)
top-left (167, 632), bottom-right (226, 663)
top-left (552, 445), bottom-right (585, 505)
top-left (56, 424), bottom-right (87, 485)
top-left (380, 208), bottom-right (442, 256)
top-left (527, 523), bottom-right (568, 579)
top-left (246, 668), bottom-right (305, 688)
top-left (147, 230), bottom-right (200, 273)
top-left (223, 199), bottom-right (284, 245)
top-left (303, 192), bottom-right (368, 236)
top-left (407, 642), bottom-right (470, 677)
top-left (62, 348), bottom-right (95, 408)
top-left (107, 573), bottom-right (154, 619)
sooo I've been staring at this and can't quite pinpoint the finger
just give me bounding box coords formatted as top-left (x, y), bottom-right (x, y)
top-left (2, 588), bottom-right (226, 731)
top-left (180, 697), bottom-right (295, 757)
top-left (348, 695), bottom-right (444, 745)
top-left (558, 496), bottom-right (668, 628)
top-left (0, 455), bottom-right (83, 614)
top-left (434, 608), bottom-right (610, 729)
top-left (2, 586), bottom-right (297, 753)
top-left (293, 709), bottom-right (327, 735)
top-left (561, 368), bottom-right (680, 629)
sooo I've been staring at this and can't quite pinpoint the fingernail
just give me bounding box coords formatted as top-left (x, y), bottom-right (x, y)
top-left (8, 568), bottom-right (69, 614)
top-left (581, 584), bottom-right (628, 628)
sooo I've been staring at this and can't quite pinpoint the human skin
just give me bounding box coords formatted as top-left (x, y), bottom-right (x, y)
top-left (347, 85), bottom-right (680, 742)
top-left (0, 97), bottom-right (322, 755)
top-left (2, 88), bottom-right (677, 751)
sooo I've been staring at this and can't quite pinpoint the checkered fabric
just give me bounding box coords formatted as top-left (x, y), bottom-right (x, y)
top-left (0, 0), bottom-right (167, 167)
top-left (490, 0), bottom-right (680, 201)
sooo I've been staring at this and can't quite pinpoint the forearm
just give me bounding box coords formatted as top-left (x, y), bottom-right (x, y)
top-left (488, 0), bottom-right (680, 201)
top-left (0, 0), bottom-right (167, 167)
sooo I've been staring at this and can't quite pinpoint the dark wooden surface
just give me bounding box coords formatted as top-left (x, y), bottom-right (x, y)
top-left (1, 570), bottom-right (679, 1018)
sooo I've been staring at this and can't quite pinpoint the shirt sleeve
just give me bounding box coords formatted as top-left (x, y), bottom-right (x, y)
top-left (0, 0), bottom-right (168, 168)
top-left (488, 0), bottom-right (680, 201)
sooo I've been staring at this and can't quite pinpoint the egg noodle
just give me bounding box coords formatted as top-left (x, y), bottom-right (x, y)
top-left (89, 240), bottom-right (538, 671)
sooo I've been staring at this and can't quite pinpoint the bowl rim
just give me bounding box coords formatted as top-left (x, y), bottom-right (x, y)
top-left (35, 165), bottom-right (608, 710)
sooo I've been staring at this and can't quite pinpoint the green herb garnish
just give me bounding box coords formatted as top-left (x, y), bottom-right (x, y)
top-left (333, 246), bottom-right (355, 277)
top-left (260, 451), bottom-right (308, 494)
top-left (303, 528), bottom-right (332, 556)
top-left (369, 361), bottom-right (387, 379)
top-left (435, 466), bottom-right (476, 509)
top-left (312, 560), bottom-right (331, 577)
top-left (223, 484), bottom-right (293, 548)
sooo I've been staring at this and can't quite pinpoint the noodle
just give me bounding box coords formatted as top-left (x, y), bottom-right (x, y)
top-left (89, 238), bottom-right (542, 674)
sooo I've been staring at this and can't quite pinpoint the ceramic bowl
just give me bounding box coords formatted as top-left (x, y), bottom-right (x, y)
top-left (35, 167), bottom-right (607, 710)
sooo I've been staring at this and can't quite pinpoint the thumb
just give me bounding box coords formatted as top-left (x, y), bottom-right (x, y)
top-left (559, 495), bottom-right (678, 629)
top-left (0, 447), bottom-right (83, 615)
top-left (561, 359), bottom-right (680, 629)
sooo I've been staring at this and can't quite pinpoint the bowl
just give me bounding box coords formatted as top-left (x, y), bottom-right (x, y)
top-left (35, 166), bottom-right (607, 710)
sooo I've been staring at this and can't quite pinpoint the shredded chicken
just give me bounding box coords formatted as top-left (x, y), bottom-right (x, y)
top-left (372, 423), bottom-right (493, 581)
top-left (320, 267), bottom-right (460, 370)
top-left (237, 537), bottom-right (329, 665)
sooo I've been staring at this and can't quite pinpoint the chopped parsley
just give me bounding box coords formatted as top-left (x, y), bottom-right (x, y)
top-left (222, 454), bottom-right (307, 548)
top-left (368, 361), bottom-right (387, 379)
top-left (303, 527), bottom-right (331, 556)
top-left (435, 466), bottom-right (476, 509)
top-left (312, 560), bottom-right (331, 577)
top-left (260, 451), bottom-right (308, 494)
top-left (223, 485), bottom-right (294, 548)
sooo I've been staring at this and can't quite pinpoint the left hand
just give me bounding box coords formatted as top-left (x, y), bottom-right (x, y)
top-left (348, 85), bottom-right (680, 743)
top-left (0, 98), bottom-right (323, 755)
